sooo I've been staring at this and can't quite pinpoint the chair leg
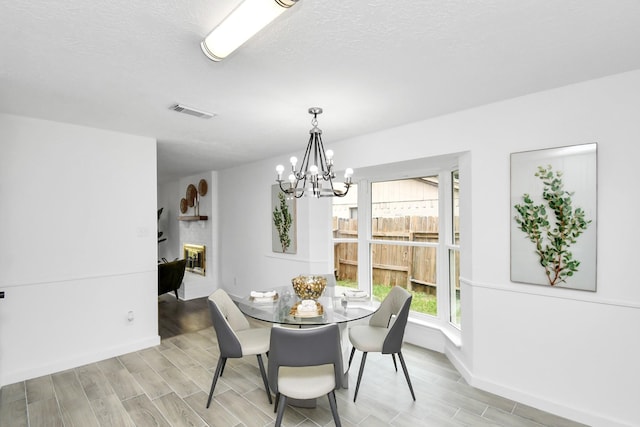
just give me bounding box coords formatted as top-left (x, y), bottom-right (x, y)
top-left (327, 390), bottom-right (342, 427)
top-left (397, 351), bottom-right (416, 401)
top-left (206, 357), bottom-right (226, 408)
top-left (273, 393), bottom-right (280, 413)
top-left (348, 347), bottom-right (356, 368)
top-left (174, 289), bottom-right (179, 299)
top-left (274, 394), bottom-right (287, 427)
top-left (256, 354), bottom-right (272, 404)
top-left (353, 351), bottom-right (368, 402)
top-left (219, 357), bottom-right (227, 377)
top-left (391, 353), bottom-right (398, 371)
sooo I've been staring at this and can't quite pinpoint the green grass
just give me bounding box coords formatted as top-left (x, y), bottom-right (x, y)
top-left (337, 280), bottom-right (437, 316)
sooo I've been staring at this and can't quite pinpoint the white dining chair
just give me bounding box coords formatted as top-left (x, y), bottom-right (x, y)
top-left (268, 324), bottom-right (343, 426)
top-left (206, 289), bottom-right (272, 408)
top-left (348, 286), bottom-right (416, 402)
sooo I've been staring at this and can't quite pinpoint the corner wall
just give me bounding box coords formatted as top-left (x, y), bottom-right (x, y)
top-left (218, 164), bottom-right (334, 298)
top-left (157, 180), bottom-right (179, 262)
top-left (158, 172), bottom-right (219, 300)
top-left (0, 114), bottom-right (159, 385)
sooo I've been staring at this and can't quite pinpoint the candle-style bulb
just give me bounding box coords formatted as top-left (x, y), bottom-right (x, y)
top-left (325, 149), bottom-right (334, 160)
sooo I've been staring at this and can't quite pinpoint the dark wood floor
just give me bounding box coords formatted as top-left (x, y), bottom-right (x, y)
top-left (158, 294), bottom-right (211, 339)
top-left (0, 295), bottom-right (587, 426)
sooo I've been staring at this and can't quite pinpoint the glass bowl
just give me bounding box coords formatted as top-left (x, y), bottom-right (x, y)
top-left (291, 275), bottom-right (327, 300)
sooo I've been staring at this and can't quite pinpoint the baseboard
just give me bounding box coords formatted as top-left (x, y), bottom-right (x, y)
top-left (1, 335), bottom-right (160, 386)
top-left (404, 321), bottom-right (630, 426)
top-left (446, 348), bottom-right (633, 427)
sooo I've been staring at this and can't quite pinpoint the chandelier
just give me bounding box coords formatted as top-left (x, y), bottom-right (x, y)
top-left (276, 107), bottom-right (353, 198)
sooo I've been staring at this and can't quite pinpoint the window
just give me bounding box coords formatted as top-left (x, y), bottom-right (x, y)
top-left (332, 165), bottom-right (461, 330)
top-left (370, 177), bottom-right (439, 316)
top-left (332, 184), bottom-right (358, 289)
top-left (449, 170), bottom-right (461, 327)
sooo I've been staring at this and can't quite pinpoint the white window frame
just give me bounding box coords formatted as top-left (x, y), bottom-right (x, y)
top-left (333, 158), bottom-right (460, 334)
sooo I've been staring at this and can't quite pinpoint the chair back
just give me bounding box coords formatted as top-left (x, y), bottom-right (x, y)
top-left (208, 289), bottom-right (250, 358)
top-left (157, 258), bottom-right (187, 296)
top-left (382, 293), bottom-right (412, 354)
top-left (268, 324), bottom-right (343, 395)
top-left (369, 286), bottom-right (410, 327)
top-left (367, 286), bottom-right (412, 354)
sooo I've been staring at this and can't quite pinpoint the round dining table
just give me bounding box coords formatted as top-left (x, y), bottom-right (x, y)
top-left (236, 285), bottom-right (375, 326)
top-left (237, 284), bottom-right (376, 402)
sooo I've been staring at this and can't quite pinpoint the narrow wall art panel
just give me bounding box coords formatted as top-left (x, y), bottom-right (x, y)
top-left (510, 143), bottom-right (597, 291)
top-left (271, 184), bottom-right (297, 254)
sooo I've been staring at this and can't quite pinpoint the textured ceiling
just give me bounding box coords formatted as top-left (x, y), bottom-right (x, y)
top-left (1, 1), bottom-right (640, 183)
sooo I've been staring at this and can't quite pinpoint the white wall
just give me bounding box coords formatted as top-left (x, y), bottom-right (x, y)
top-left (218, 165), bottom-right (334, 295)
top-left (218, 70), bottom-right (640, 426)
top-left (0, 114), bottom-right (159, 385)
top-left (158, 172), bottom-right (219, 300)
top-left (157, 180), bottom-right (179, 262)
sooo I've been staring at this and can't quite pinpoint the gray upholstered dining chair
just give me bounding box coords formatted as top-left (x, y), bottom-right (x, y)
top-left (206, 289), bottom-right (272, 408)
top-left (268, 324), bottom-right (343, 427)
top-left (348, 286), bottom-right (416, 402)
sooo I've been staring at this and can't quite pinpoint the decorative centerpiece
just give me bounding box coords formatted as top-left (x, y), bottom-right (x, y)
top-left (290, 299), bottom-right (324, 317)
top-left (291, 275), bottom-right (327, 300)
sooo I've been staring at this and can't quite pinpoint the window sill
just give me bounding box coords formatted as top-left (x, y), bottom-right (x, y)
top-left (407, 316), bottom-right (462, 348)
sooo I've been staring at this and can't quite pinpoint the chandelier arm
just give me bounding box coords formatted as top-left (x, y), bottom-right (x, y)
top-left (277, 181), bottom-right (289, 194)
top-left (325, 175), bottom-right (350, 197)
top-left (313, 140), bottom-right (318, 171)
top-left (315, 134), bottom-right (332, 181)
top-left (316, 133), bottom-right (326, 178)
top-left (335, 185), bottom-right (350, 197)
top-left (312, 134), bottom-right (322, 197)
top-left (293, 175), bottom-right (307, 198)
top-left (298, 134), bottom-right (314, 180)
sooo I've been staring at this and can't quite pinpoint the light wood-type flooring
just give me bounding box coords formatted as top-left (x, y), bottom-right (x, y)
top-left (0, 294), bottom-right (588, 426)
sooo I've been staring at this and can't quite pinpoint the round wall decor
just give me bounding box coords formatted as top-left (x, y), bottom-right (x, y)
top-left (186, 184), bottom-right (197, 207)
top-left (198, 179), bottom-right (208, 196)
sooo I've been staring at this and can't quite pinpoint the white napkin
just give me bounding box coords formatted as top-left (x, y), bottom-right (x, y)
top-left (345, 289), bottom-right (368, 298)
top-left (297, 299), bottom-right (317, 312)
top-left (251, 290), bottom-right (276, 299)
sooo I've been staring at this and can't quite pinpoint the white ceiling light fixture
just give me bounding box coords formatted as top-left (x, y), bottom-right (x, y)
top-left (201, 0), bottom-right (298, 62)
top-left (276, 107), bottom-right (354, 198)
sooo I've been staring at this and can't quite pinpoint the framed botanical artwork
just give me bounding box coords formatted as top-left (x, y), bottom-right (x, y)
top-left (271, 184), bottom-right (297, 254)
top-left (510, 143), bottom-right (597, 291)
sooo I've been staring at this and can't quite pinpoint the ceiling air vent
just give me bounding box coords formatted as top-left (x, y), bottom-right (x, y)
top-left (170, 104), bottom-right (215, 119)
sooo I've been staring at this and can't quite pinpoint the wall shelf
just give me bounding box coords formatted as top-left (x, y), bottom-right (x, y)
top-left (178, 215), bottom-right (208, 221)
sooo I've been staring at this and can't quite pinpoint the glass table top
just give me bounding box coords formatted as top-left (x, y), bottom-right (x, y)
top-left (237, 285), bottom-right (376, 326)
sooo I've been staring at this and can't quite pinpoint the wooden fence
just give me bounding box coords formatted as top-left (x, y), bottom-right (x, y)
top-left (333, 216), bottom-right (458, 294)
